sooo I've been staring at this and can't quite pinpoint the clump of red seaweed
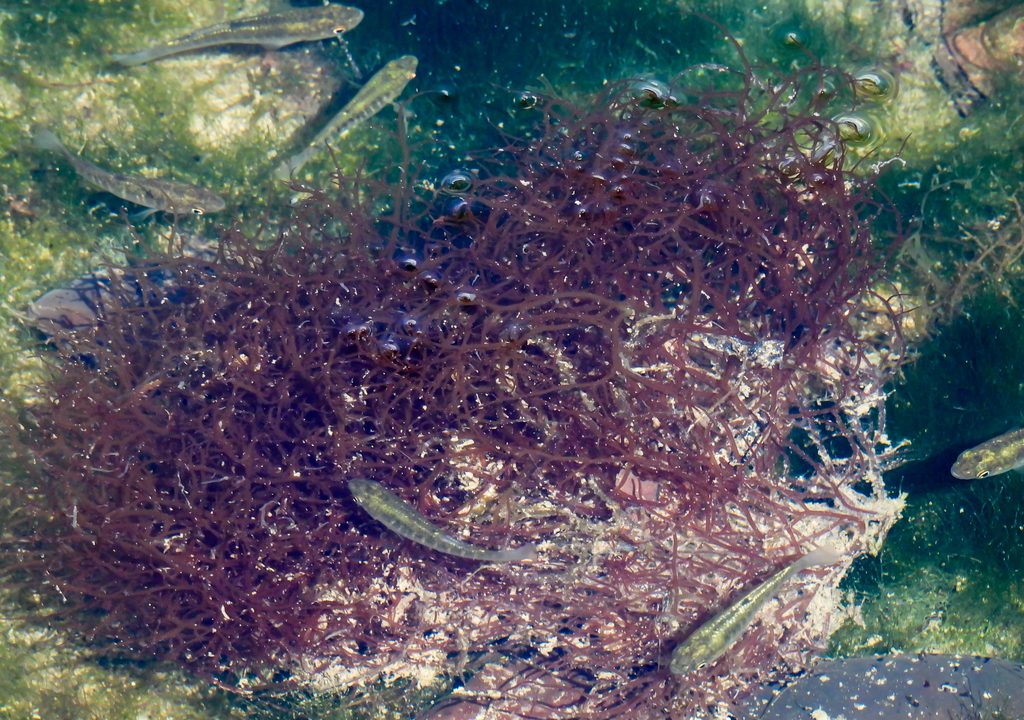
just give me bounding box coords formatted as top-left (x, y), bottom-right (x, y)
top-left (2, 49), bottom-right (904, 717)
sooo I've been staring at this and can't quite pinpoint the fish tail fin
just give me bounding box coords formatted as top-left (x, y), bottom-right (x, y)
top-left (33, 128), bottom-right (67, 155)
top-left (109, 50), bottom-right (152, 67)
top-left (795, 545), bottom-right (842, 571)
top-left (500, 543), bottom-right (538, 563)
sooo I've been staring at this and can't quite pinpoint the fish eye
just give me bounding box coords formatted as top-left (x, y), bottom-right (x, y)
top-left (696, 662), bottom-right (707, 670)
top-left (191, 207), bottom-right (204, 216)
top-left (979, 470), bottom-right (990, 478)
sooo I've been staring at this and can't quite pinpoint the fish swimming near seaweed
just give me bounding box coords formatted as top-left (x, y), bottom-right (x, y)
top-left (33, 129), bottom-right (225, 218)
top-left (274, 55), bottom-right (418, 180)
top-left (951, 427), bottom-right (1024, 479)
top-left (110, 5), bottom-right (364, 67)
top-left (669, 545), bottom-right (840, 675)
top-left (348, 477), bottom-right (537, 562)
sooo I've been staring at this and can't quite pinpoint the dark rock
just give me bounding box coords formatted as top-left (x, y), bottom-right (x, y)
top-left (755, 653), bottom-right (1024, 719)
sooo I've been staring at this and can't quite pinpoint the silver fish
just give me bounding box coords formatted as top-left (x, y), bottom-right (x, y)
top-left (951, 427), bottom-right (1024, 479)
top-left (348, 477), bottom-right (537, 562)
top-left (110, 5), bottom-right (364, 67)
top-left (274, 55), bottom-right (418, 180)
top-left (33, 129), bottom-right (225, 217)
top-left (669, 546), bottom-right (840, 675)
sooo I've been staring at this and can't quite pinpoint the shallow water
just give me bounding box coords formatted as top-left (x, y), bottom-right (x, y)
top-left (2, 0), bottom-right (1024, 718)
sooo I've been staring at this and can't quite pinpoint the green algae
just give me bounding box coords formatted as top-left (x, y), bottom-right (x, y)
top-left (831, 292), bottom-right (1024, 662)
top-left (894, 293), bottom-right (1024, 460)
top-left (831, 483), bottom-right (1024, 659)
top-left (0, 616), bottom-right (207, 720)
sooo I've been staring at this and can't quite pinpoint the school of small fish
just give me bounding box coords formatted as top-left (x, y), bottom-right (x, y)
top-left (34, 5), bottom-right (417, 218)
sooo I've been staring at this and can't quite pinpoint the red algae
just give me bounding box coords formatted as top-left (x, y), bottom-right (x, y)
top-left (2, 51), bottom-right (905, 716)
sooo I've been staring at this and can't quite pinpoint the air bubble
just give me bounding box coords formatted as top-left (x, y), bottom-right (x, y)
top-left (853, 68), bottom-right (897, 102)
top-left (455, 288), bottom-right (478, 304)
top-left (832, 111), bottom-right (875, 145)
top-left (439, 169), bottom-right (474, 195)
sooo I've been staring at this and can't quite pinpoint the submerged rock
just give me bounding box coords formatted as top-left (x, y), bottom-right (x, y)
top-left (756, 653), bottom-right (1024, 719)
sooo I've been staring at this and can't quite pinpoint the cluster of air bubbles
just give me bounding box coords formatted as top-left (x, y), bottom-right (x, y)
top-left (393, 246), bottom-right (446, 293)
top-left (343, 318), bottom-right (373, 341)
top-left (427, 169), bottom-right (479, 226)
top-left (822, 68), bottom-right (895, 149)
top-left (335, 307), bottom-right (433, 366)
top-left (420, 270), bottom-right (442, 291)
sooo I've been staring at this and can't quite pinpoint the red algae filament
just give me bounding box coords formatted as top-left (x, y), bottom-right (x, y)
top-left (3, 49), bottom-right (905, 715)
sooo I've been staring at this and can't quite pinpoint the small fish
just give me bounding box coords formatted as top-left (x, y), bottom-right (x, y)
top-left (110, 5), bottom-right (365, 67)
top-left (348, 477), bottom-right (537, 562)
top-left (951, 427), bottom-right (1024, 479)
top-left (669, 546), bottom-right (840, 675)
top-left (274, 55), bottom-right (418, 180)
top-left (33, 129), bottom-right (225, 217)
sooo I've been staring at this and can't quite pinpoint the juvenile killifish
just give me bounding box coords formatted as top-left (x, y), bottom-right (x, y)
top-left (274, 55), bottom-right (418, 179)
top-left (34, 129), bottom-right (225, 217)
top-left (34, 129), bottom-right (224, 217)
top-left (951, 427), bottom-right (1024, 479)
top-left (110, 5), bottom-right (364, 67)
top-left (669, 546), bottom-right (840, 675)
top-left (348, 477), bottom-right (537, 562)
